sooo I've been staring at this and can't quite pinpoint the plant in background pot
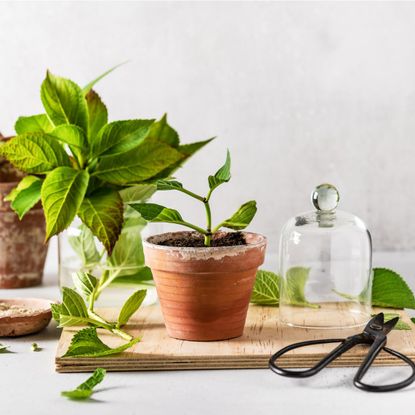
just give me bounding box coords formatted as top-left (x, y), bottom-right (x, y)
top-left (0, 69), bottom-right (212, 299)
top-left (0, 134), bottom-right (48, 288)
top-left (131, 150), bottom-right (267, 341)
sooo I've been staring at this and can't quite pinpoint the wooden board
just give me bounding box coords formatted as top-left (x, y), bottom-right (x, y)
top-left (55, 305), bottom-right (415, 373)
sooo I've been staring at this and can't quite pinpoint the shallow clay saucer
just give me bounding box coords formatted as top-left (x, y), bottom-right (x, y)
top-left (0, 298), bottom-right (53, 337)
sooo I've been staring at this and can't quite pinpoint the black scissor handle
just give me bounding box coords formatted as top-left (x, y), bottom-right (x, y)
top-left (354, 346), bottom-right (415, 392)
top-left (269, 337), bottom-right (359, 378)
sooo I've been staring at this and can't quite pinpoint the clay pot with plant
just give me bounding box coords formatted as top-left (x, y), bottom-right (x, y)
top-left (131, 150), bottom-right (267, 341)
top-left (0, 134), bottom-right (48, 288)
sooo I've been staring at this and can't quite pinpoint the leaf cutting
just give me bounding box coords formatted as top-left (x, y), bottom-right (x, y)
top-left (61, 368), bottom-right (106, 400)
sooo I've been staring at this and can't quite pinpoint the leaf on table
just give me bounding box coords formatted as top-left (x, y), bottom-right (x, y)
top-left (14, 114), bottom-right (53, 134)
top-left (68, 224), bottom-right (101, 267)
top-left (72, 271), bottom-right (98, 299)
top-left (61, 368), bottom-right (106, 400)
top-left (41, 167), bottom-right (89, 241)
top-left (0, 343), bottom-right (10, 353)
top-left (372, 313), bottom-right (411, 330)
top-left (4, 175), bottom-right (43, 219)
top-left (208, 149), bottom-right (231, 191)
top-left (0, 132), bottom-right (71, 174)
top-left (117, 290), bottom-right (147, 327)
top-left (371, 268), bottom-right (415, 309)
top-left (63, 327), bottom-right (140, 357)
top-left (251, 270), bottom-right (280, 306)
top-left (77, 188), bottom-right (124, 255)
top-left (282, 267), bottom-right (319, 309)
top-left (221, 200), bottom-right (257, 230)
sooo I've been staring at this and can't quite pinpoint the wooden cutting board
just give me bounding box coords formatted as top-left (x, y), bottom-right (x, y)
top-left (55, 305), bottom-right (415, 373)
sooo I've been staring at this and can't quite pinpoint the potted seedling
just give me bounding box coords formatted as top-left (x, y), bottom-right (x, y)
top-left (131, 150), bottom-right (267, 341)
top-left (0, 69), bottom-right (211, 295)
top-left (0, 134), bottom-right (48, 288)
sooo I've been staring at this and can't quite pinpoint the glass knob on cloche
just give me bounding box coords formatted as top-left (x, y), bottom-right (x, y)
top-left (278, 184), bottom-right (372, 329)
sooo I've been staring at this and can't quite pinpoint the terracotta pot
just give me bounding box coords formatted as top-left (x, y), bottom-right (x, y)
top-left (143, 231), bottom-right (267, 341)
top-left (0, 180), bottom-right (48, 288)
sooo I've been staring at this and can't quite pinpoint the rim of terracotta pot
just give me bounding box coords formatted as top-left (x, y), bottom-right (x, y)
top-left (143, 231), bottom-right (267, 252)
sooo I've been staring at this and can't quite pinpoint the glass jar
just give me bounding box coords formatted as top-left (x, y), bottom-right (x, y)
top-left (279, 184), bottom-right (372, 329)
top-left (58, 208), bottom-right (161, 307)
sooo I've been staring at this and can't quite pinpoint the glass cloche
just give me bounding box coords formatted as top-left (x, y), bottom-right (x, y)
top-left (278, 184), bottom-right (372, 329)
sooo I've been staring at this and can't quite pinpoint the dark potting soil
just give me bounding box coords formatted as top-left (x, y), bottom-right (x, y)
top-left (156, 232), bottom-right (247, 248)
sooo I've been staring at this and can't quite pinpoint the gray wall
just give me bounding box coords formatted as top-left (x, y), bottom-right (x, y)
top-left (0, 1), bottom-right (414, 253)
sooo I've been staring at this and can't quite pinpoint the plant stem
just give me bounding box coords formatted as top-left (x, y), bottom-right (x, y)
top-left (203, 198), bottom-right (212, 247)
top-left (177, 187), bottom-right (205, 202)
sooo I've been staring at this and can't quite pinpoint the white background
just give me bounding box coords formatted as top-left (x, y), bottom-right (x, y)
top-left (1, 1), bottom-right (415, 254)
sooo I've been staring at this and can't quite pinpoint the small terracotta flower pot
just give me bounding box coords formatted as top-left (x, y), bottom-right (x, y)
top-left (143, 231), bottom-right (267, 341)
top-left (0, 179), bottom-right (48, 289)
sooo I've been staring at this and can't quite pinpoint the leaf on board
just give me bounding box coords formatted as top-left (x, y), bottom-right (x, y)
top-left (61, 368), bottom-right (106, 400)
top-left (117, 290), bottom-right (147, 327)
top-left (63, 327), bottom-right (140, 357)
top-left (52, 287), bottom-right (89, 327)
top-left (41, 167), bottom-right (89, 241)
top-left (0, 132), bottom-right (71, 174)
top-left (250, 270), bottom-right (281, 306)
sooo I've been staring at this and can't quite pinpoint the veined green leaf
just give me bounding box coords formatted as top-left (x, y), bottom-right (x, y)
top-left (59, 287), bottom-right (89, 322)
top-left (282, 267), bottom-right (319, 309)
top-left (41, 71), bottom-right (88, 132)
top-left (93, 138), bottom-right (183, 185)
top-left (117, 289), bottom-right (147, 327)
top-left (61, 368), bottom-right (106, 400)
top-left (82, 62), bottom-right (128, 95)
top-left (4, 176), bottom-right (42, 219)
top-left (63, 327), bottom-right (140, 357)
top-left (147, 114), bottom-right (179, 147)
top-left (51, 124), bottom-right (88, 166)
top-left (221, 200), bottom-right (257, 230)
top-left (41, 167), bottom-right (89, 240)
top-left (119, 183), bottom-right (157, 203)
top-left (371, 268), bottom-right (415, 309)
top-left (78, 189), bottom-right (124, 255)
top-left (72, 271), bottom-right (98, 298)
top-left (68, 224), bottom-right (100, 266)
top-left (251, 270), bottom-right (280, 306)
top-left (129, 203), bottom-right (184, 223)
top-left (85, 89), bottom-right (108, 143)
top-left (0, 132), bottom-right (70, 173)
top-left (372, 313), bottom-right (411, 330)
top-left (91, 119), bottom-right (154, 157)
top-left (156, 180), bottom-right (183, 191)
top-left (208, 149), bottom-right (231, 191)
top-left (15, 114), bottom-right (53, 134)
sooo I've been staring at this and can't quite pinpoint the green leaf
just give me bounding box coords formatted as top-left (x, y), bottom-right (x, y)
top-left (107, 207), bottom-right (147, 278)
top-left (4, 176), bottom-right (42, 219)
top-left (15, 114), bottom-right (53, 134)
top-left (93, 138), bottom-right (183, 185)
top-left (41, 167), bottom-right (89, 241)
top-left (72, 271), bottom-right (98, 299)
top-left (117, 289), bottom-right (147, 327)
top-left (208, 149), bottom-right (231, 191)
top-left (41, 71), bottom-right (88, 131)
top-left (147, 114), bottom-right (179, 147)
top-left (372, 313), bottom-right (411, 330)
top-left (0, 343), bottom-right (10, 353)
top-left (91, 119), bottom-right (154, 157)
top-left (61, 368), bottom-right (106, 400)
top-left (129, 203), bottom-right (184, 223)
top-left (78, 189), bottom-right (124, 255)
top-left (372, 268), bottom-right (415, 309)
top-left (53, 287), bottom-right (89, 327)
top-left (31, 343), bottom-right (41, 352)
top-left (282, 267), bottom-right (319, 309)
top-left (112, 266), bottom-right (153, 285)
top-left (68, 224), bottom-right (100, 266)
top-left (82, 62), bottom-right (127, 95)
top-left (251, 270), bottom-right (280, 306)
top-left (0, 132), bottom-right (71, 173)
top-left (119, 184), bottom-right (157, 203)
top-left (51, 124), bottom-right (88, 166)
top-left (156, 180), bottom-right (183, 191)
top-left (221, 200), bottom-right (257, 230)
top-left (85, 89), bottom-right (108, 142)
top-left (63, 327), bottom-right (140, 357)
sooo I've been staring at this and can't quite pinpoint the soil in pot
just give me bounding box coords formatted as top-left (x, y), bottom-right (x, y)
top-left (144, 231), bottom-right (267, 341)
top-left (156, 231), bottom-right (246, 247)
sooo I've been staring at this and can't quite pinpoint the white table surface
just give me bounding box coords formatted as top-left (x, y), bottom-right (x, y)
top-left (1, 250), bottom-right (415, 415)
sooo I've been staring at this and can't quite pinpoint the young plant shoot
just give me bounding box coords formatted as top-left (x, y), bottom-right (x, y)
top-left (130, 150), bottom-right (257, 247)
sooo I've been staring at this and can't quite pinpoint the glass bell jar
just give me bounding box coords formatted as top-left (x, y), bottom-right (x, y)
top-left (278, 184), bottom-right (372, 329)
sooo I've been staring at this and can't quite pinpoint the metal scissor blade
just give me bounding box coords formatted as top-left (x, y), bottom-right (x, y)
top-left (383, 317), bottom-right (400, 335)
top-left (364, 313), bottom-right (384, 333)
